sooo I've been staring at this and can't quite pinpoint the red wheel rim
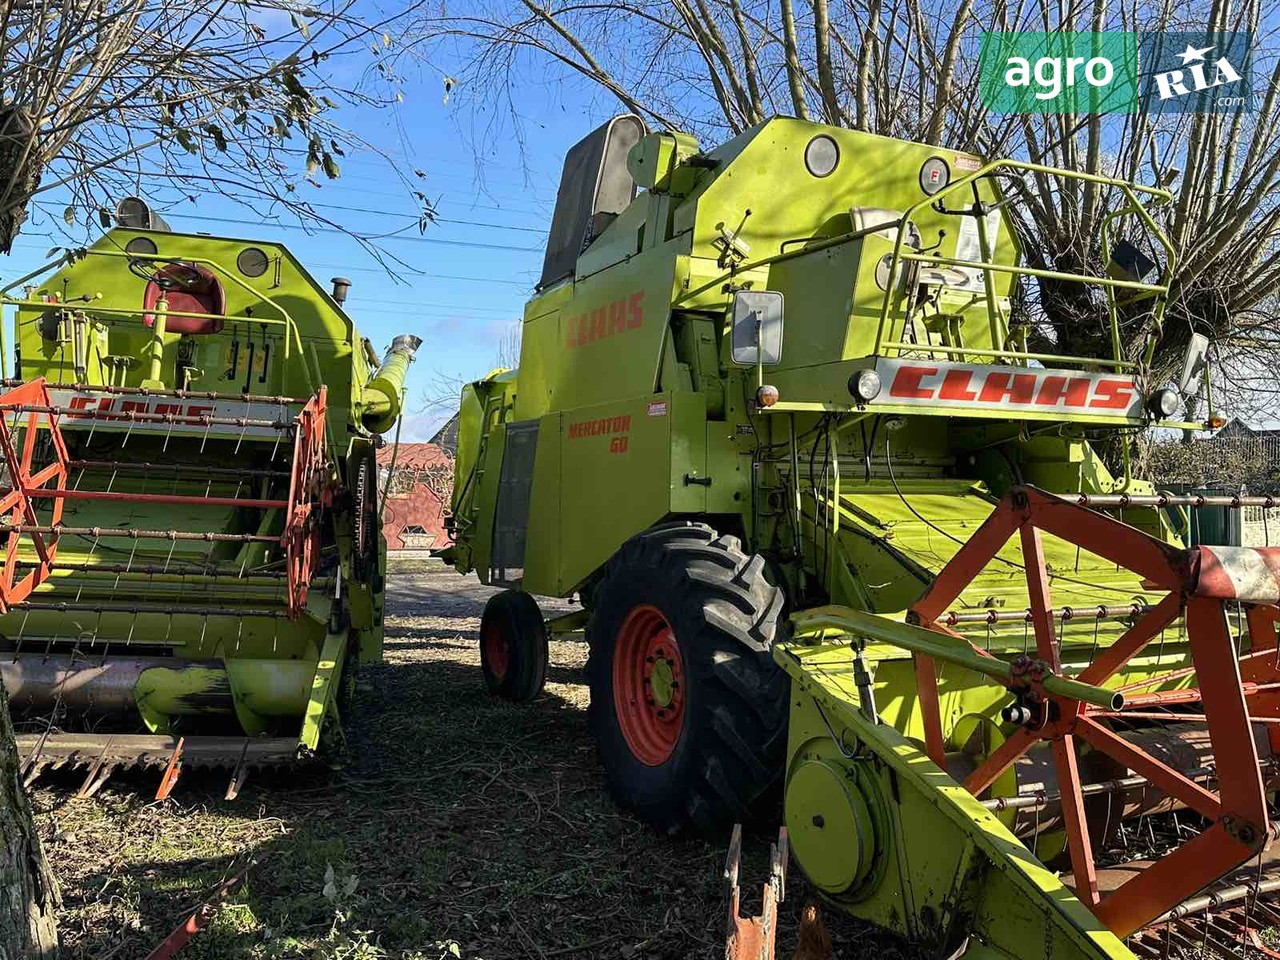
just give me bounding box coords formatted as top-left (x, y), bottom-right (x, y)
top-left (483, 619), bottom-right (509, 680)
top-left (613, 604), bottom-right (685, 766)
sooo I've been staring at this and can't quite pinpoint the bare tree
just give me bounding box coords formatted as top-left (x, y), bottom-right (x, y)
top-left (420, 319), bottom-right (522, 418)
top-left (0, 2), bottom-right (426, 952)
top-left (409, 0), bottom-right (1280, 401)
top-left (1, 0), bottom-right (435, 254)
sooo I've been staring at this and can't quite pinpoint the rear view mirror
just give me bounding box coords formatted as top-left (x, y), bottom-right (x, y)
top-left (730, 290), bottom-right (784, 366)
top-left (1179, 333), bottom-right (1210, 394)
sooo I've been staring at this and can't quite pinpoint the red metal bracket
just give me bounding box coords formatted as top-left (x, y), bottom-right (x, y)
top-left (284, 388), bottom-right (330, 618)
top-left (0, 378), bottom-right (68, 611)
top-left (724, 824), bottom-right (788, 960)
top-left (156, 736), bottom-right (185, 801)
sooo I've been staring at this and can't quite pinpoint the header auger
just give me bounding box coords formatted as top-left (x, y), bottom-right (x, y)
top-left (446, 112), bottom-right (1280, 958)
top-left (0, 205), bottom-right (419, 799)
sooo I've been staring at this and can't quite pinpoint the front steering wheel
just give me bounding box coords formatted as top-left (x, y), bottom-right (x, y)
top-left (128, 258), bottom-right (203, 291)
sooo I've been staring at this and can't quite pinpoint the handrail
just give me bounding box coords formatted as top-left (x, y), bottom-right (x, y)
top-left (873, 158), bottom-right (1175, 373)
top-left (1, 248), bottom-right (320, 394)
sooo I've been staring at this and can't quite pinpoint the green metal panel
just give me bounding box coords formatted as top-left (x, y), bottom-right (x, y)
top-left (781, 659), bottom-right (1135, 960)
top-left (552, 394), bottom-right (674, 593)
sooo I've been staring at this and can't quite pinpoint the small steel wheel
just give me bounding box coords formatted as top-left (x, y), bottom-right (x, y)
top-left (479, 589), bottom-right (548, 702)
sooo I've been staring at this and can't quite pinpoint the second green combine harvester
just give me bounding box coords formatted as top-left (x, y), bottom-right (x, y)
top-left (0, 201), bottom-right (418, 798)
top-left (450, 116), bottom-right (1280, 958)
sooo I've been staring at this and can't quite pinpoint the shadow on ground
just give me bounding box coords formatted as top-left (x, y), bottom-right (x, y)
top-left (31, 562), bottom-right (902, 959)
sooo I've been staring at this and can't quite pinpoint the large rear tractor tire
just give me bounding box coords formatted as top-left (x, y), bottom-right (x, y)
top-left (480, 589), bottom-right (549, 702)
top-left (586, 522), bottom-right (789, 834)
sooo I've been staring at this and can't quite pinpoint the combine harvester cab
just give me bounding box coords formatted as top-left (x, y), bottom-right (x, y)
top-left (0, 200), bottom-right (420, 798)
top-left (448, 116), bottom-right (1280, 958)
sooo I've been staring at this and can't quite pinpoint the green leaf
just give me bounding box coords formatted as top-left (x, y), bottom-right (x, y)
top-left (322, 154), bottom-right (340, 179)
top-left (62, 206), bottom-right (74, 226)
top-left (290, 12), bottom-right (310, 38)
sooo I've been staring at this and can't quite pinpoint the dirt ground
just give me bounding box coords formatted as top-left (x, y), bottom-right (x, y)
top-left (29, 561), bottom-right (887, 959)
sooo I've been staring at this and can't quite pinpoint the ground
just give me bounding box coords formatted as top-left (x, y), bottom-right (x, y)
top-left (29, 562), bottom-right (886, 959)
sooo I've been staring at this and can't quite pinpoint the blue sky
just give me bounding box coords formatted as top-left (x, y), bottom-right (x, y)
top-left (7, 44), bottom-right (613, 441)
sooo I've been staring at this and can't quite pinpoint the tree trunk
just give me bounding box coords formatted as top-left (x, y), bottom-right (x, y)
top-left (0, 680), bottom-right (58, 959)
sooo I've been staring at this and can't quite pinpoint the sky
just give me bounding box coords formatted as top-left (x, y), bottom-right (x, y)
top-left (5, 33), bottom-right (614, 442)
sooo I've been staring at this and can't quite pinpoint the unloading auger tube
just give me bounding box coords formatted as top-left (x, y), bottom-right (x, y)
top-left (444, 114), bottom-right (1266, 956)
top-left (0, 206), bottom-right (419, 799)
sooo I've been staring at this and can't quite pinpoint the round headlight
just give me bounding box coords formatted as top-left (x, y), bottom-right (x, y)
top-left (804, 135), bottom-right (840, 178)
top-left (848, 369), bottom-right (882, 403)
top-left (1148, 387), bottom-right (1182, 419)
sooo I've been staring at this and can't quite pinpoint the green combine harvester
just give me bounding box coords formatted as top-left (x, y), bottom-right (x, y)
top-left (0, 200), bottom-right (417, 798)
top-left (448, 116), bottom-right (1280, 958)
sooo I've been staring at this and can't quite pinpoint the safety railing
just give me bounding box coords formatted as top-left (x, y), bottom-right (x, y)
top-left (873, 158), bottom-right (1175, 374)
top-left (0, 248), bottom-right (320, 394)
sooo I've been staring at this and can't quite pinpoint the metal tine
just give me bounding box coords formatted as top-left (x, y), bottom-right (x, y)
top-left (162, 414), bottom-right (174, 453)
top-left (724, 823), bottom-right (743, 887)
top-left (120, 412), bottom-right (136, 448)
top-left (41, 605), bottom-right (69, 658)
top-left (113, 538), bottom-right (140, 592)
top-left (93, 611), bottom-right (108, 663)
top-left (269, 408), bottom-right (284, 460)
top-left (234, 396), bottom-right (251, 455)
top-left (76, 735), bottom-right (116, 798)
top-left (22, 759), bottom-right (47, 790)
top-left (13, 608), bottom-right (30, 658)
top-left (200, 418), bottom-right (213, 453)
top-left (225, 739), bottom-right (251, 800)
top-left (79, 763), bottom-right (115, 799)
top-left (22, 720), bottom-right (55, 788)
top-left (155, 736), bottom-right (185, 801)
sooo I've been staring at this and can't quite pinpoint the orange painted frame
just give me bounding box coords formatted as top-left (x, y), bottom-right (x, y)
top-left (908, 486), bottom-right (1275, 938)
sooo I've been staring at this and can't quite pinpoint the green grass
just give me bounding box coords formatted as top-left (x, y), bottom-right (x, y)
top-left (30, 565), bottom-right (890, 959)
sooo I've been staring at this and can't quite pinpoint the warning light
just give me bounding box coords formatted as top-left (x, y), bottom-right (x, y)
top-left (756, 385), bottom-right (779, 408)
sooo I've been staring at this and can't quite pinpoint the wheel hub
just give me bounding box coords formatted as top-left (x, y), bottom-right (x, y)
top-left (649, 655), bottom-right (677, 708)
top-left (613, 604), bottom-right (686, 766)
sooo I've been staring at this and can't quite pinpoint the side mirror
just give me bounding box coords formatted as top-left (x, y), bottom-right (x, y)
top-left (730, 290), bottom-right (784, 366)
top-left (1178, 332), bottom-right (1210, 394)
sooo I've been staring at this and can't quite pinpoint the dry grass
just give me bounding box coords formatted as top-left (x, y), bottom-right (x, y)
top-left (28, 562), bottom-right (891, 959)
